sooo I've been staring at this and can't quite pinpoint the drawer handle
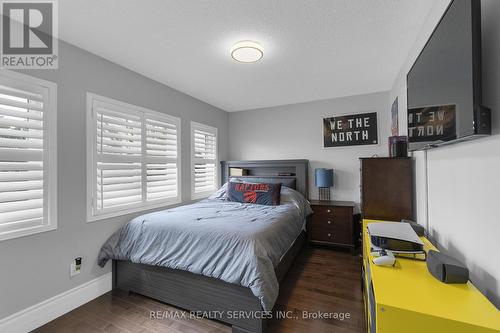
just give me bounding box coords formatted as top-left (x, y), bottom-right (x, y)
top-left (327, 209), bottom-right (331, 213)
top-left (328, 233), bottom-right (332, 238)
top-left (327, 220), bottom-right (333, 224)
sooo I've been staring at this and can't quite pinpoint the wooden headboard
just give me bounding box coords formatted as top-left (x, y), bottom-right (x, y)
top-left (220, 159), bottom-right (309, 198)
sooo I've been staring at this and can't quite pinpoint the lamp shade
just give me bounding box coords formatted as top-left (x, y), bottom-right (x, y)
top-left (315, 168), bottom-right (333, 188)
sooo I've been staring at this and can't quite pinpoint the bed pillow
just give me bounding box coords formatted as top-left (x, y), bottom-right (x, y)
top-left (227, 182), bottom-right (282, 206)
top-left (230, 177), bottom-right (296, 190)
top-left (207, 183), bottom-right (228, 200)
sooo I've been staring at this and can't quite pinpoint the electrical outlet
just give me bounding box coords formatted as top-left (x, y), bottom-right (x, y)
top-left (70, 257), bottom-right (82, 277)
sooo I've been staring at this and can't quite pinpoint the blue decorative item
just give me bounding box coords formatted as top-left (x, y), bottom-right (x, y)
top-left (315, 168), bottom-right (333, 201)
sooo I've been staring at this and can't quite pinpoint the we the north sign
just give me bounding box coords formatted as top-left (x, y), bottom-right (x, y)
top-left (323, 112), bottom-right (378, 147)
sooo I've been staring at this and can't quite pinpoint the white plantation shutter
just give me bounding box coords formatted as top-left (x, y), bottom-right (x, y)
top-left (191, 122), bottom-right (218, 199)
top-left (88, 94), bottom-right (181, 221)
top-left (0, 72), bottom-right (57, 241)
top-left (94, 104), bottom-right (143, 211)
top-left (145, 117), bottom-right (178, 201)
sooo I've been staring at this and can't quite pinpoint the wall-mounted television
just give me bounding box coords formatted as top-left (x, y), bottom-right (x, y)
top-left (407, 0), bottom-right (491, 151)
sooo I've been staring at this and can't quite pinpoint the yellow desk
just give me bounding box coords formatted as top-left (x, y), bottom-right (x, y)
top-left (362, 219), bottom-right (500, 333)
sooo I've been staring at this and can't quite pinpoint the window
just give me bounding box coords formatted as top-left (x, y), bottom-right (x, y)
top-left (0, 71), bottom-right (57, 241)
top-left (191, 122), bottom-right (218, 199)
top-left (87, 93), bottom-right (181, 221)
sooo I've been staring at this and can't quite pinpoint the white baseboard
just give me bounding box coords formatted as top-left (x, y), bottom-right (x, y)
top-left (0, 272), bottom-right (112, 333)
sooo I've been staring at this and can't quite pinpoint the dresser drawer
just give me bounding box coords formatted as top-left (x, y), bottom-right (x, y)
top-left (309, 227), bottom-right (351, 244)
top-left (309, 214), bottom-right (352, 245)
top-left (312, 205), bottom-right (351, 219)
top-left (310, 215), bottom-right (350, 233)
top-left (311, 207), bottom-right (351, 225)
top-left (312, 205), bottom-right (335, 216)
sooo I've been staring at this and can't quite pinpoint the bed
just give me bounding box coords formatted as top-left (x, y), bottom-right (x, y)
top-left (98, 159), bottom-right (310, 333)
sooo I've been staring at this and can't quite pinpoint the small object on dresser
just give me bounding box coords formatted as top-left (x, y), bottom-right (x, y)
top-left (314, 168), bottom-right (333, 201)
top-left (388, 135), bottom-right (408, 157)
top-left (426, 250), bottom-right (469, 284)
top-left (229, 168), bottom-right (249, 177)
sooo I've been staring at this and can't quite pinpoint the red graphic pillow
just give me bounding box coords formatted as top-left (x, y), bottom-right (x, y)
top-left (227, 182), bottom-right (281, 206)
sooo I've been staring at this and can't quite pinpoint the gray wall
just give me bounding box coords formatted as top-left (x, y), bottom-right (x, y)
top-left (390, 0), bottom-right (500, 308)
top-left (228, 91), bottom-right (390, 204)
top-left (0, 41), bottom-right (228, 318)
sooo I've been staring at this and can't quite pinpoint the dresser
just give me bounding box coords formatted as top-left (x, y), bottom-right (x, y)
top-left (360, 157), bottom-right (413, 221)
top-left (307, 200), bottom-right (358, 254)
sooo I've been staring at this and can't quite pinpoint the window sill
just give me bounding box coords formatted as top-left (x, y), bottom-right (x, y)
top-left (0, 224), bottom-right (57, 242)
top-left (191, 191), bottom-right (215, 201)
top-left (87, 198), bottom-right (182, 223)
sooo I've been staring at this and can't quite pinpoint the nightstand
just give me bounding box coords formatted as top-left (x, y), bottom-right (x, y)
top-left (307, 200), bottom-right (358, 254)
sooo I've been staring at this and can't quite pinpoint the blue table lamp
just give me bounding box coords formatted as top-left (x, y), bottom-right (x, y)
top-left (315, 168), bottom-right (333, 201)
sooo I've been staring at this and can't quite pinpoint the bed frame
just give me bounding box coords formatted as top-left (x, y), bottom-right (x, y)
top-left (112, 159), bottom-right (309, 333)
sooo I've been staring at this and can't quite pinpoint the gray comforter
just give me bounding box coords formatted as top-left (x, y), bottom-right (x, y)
top-left (97, 185), bottom-right (312, 311)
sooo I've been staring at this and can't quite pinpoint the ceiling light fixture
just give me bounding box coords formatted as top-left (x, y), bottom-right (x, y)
top-left (230, 41), bottom-right (264, 63)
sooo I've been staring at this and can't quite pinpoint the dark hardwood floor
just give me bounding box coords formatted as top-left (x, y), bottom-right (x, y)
top-left (268, 247), bottom-right (365, 333)
top-left (33, 248), bottom-right (365, 333)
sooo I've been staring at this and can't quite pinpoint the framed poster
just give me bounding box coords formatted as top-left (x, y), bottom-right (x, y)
top-left (391, 97), bottom-right (399, 136)
top-left (408, 104), bottom-right (456, 143)
top-left (323, 112), bottom-right (378, 148)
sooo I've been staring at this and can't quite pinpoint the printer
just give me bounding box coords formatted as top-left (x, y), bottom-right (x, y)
top-left (367, 222), bottom-right (424, 253)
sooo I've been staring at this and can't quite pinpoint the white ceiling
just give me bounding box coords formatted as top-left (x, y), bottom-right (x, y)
top-left (59, 0), bottom-right (437, 112)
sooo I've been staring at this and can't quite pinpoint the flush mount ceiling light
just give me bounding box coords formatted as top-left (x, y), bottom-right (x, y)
top-left (230, 41), bottom-right (264, 63)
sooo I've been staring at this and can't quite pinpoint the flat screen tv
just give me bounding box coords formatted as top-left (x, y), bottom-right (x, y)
top-left (406, 0), bottom-right (491, 151)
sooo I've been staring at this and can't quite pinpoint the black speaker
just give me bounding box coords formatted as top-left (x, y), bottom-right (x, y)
top-left (426, 250), bottom-right (469, 284)
top-left (474, 105), bottom-right (491, 134)
top-left (388, 136), bottom-right (408, 158)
